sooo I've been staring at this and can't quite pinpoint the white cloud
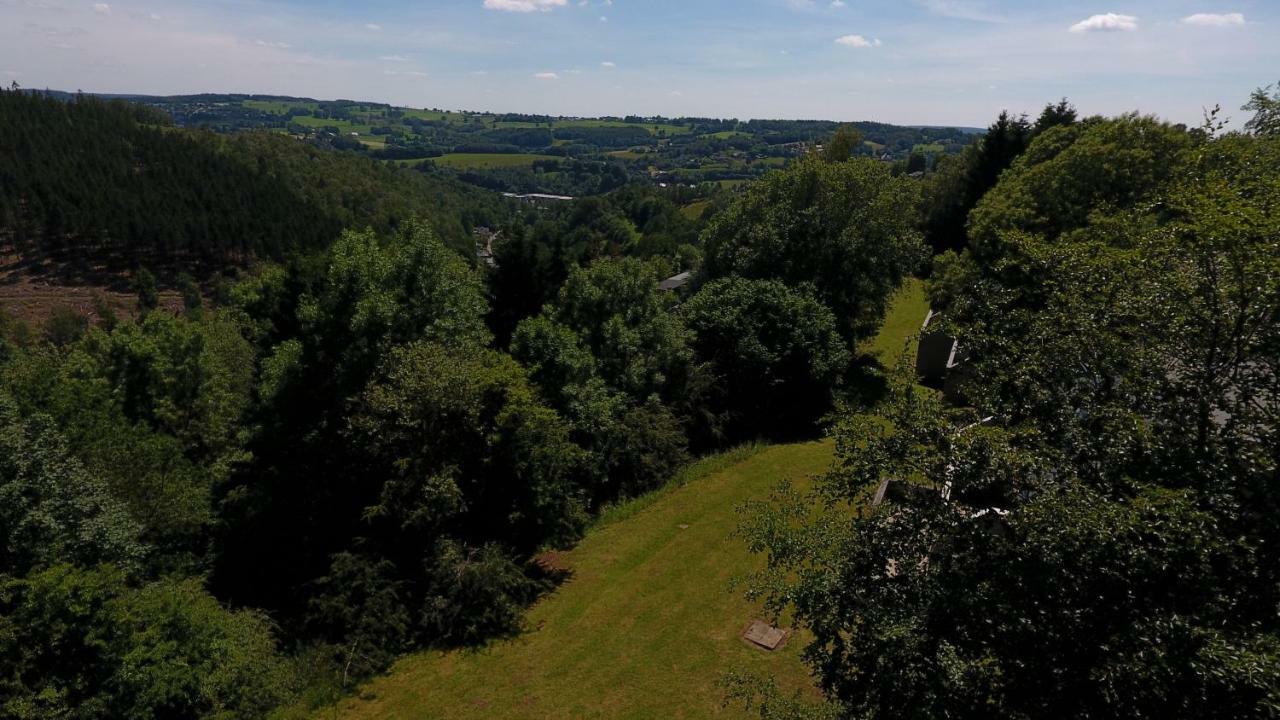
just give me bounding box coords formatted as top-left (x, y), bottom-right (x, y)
top-left (835, 34), bottom-right (881, 48)
top-left (91, 3), bottom-right (110, 14)
top-left (1182, 13), bottom-right (1244, 27)
top-left (534, 71), bottom-right (559, 80)
top-left (1069, 13), bottom-right (1138, 33)
top-left (254, 40), bottom-right (291, 49)
top-left (831, 1), bottom-right (845, 7)
top-left (364, 23), bottom-right (382, 30)
top-left (917, 0), bottom-right (1005, 23)
top-left (379, 54), bottom-right (411, 62)
top-left (601, 61), bottom-right (616, 68)
top-left (484, 0), bottom-right (568, 12)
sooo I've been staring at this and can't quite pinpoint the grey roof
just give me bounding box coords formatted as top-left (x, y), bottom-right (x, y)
top-left (659, 271), bottom-right (692, 291)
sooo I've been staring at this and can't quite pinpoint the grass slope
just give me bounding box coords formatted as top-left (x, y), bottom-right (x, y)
top-left (326, 442), bottom-right (832, 720)
top-left (862, 277), bottom-right (928, 368)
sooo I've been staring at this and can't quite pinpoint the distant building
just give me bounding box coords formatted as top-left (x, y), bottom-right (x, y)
top-left (502, 192), bottom-right (575, 207)
top-left (659, 271), bottom-right (692, 292)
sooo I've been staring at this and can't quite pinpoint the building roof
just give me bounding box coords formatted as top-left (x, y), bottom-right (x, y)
top-left (659, 271), bottom-right (692, 291)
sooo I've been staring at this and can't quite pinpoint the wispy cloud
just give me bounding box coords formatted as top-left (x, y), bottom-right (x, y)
top-left (917, 0), bottom-right (1005, 23)
top-left (835, 34), bottom-right (881, 48)
top-left (484, 0), bottom-right (568, 12)
top-left (600, 61), bottom-right (616, 68)
top-left (1182, 13), bottom-right (1245, 28)
top-left (534, 71), bottom-right (560, 80)
top-left (1069, 13), bottom-right (1138, 33)
top-left (91, 3), bottom-right (110, 15)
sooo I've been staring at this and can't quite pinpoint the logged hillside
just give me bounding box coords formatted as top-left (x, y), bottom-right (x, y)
top-left (0, 89), bottom-right (507, 274)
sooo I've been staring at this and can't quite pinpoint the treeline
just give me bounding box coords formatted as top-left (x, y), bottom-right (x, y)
top-left (739, 95), bottom-right (1280, 717)
top-left (0, 89), bottom-right (508, 274)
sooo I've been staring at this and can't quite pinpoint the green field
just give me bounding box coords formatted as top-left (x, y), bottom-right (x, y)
top-left (680, 200), bottom-right (712, 221)
top-left (913, 143), bottom-right (946, 155)
top-left (424, 153), bottom-right (560, 169)
top-left (861, 277), bottom-right (928, 367)
top-left (493, 119), bottom-right (693, 136)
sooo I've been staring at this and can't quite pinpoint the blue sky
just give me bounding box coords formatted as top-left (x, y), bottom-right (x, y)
top-left (1, 0), bottom-right (1276, 127)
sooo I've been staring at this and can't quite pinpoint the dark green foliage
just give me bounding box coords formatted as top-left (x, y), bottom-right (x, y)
top-left (0, 89), bottom-right (508, 274)
top-left (683, 277), bottom-right (849, 439)
top-left (0, 565), bottom-right (292, 720)
top-left (177, 273), bottom-right (202, 317)
top-left (43, 306), bottom-right (88, 347)
top-left (741, 119), bottom-right (1280, 720)
top-left (512, 258), bottom-right (696, 500)
top-left (420, 541), bottom-right (546, 646)
top-left (306, 553), bottom-right (412, 679)
top-left (702, 156), bottom-right (925, 341)
top-left (132, 269), bottom-right (159, 314)
top-left (1243, 80), bottom-right (1280, 136)
top-left (919, 102), bottom-right (1079, 254)
top-left (0, 397), bottom-right (145, 576)
top-left (823, 126), bottom-right (863, 163)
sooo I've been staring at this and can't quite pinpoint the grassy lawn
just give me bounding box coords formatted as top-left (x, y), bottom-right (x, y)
top-left (324, 442), bottom-right (832, 720)
top-left (861, 277), bottom-right (928, 368)
top-left (680, 200), bottom-right (712, 221)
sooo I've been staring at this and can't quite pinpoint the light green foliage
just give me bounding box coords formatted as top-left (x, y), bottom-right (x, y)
top-left (1243, 81), bottom-right (1280, 136)
top-left (1, 311), bottom-right (255, 571)
top-left (702, 156), bottom-right (926, 340)
top-left (517, 257), bottom-right (692, 404)
top-left (0, 565), bottom-right (291, 720)
top-left (296, 220), bottom-right (489, 389)
top-left (966, 114), bottom-right (1192, 253)
top-left (0, 398), bottom-right (145, 576)
top-left (353, 341), bottom-right (587, 546)
top-left (512, 258), bottom-right (695, 500)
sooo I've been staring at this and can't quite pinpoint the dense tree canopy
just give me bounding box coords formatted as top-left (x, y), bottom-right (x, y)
top-left (702, 156), bottom-right (925, 341)
top-left (741, 116), bottom-right (1280, 720)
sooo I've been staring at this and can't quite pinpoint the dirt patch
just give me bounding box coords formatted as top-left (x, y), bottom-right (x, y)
top-left (0, 253), bottom-right (184, 329)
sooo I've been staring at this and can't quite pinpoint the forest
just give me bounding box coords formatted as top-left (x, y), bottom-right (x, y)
top-left (0, 79), bottom-right (1278, 719)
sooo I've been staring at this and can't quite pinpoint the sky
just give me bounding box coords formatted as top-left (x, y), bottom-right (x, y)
top-left (1, 0), bottom-right (1276, 127)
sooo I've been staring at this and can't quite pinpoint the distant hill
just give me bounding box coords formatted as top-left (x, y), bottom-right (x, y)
top-left (20, 90), bottom-right (982, 195)
top-left (0, 89), bottom-right (509, 280)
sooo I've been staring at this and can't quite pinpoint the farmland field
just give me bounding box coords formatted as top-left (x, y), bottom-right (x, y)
top-left (425, 153), bottom-right (560, 169)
